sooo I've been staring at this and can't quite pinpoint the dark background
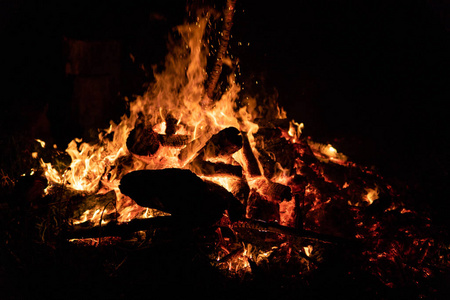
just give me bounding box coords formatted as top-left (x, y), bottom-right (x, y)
top-left (1, 0), bottom-right (449, 221)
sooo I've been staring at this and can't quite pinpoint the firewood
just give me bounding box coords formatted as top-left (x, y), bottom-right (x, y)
top-left (233, 219), bottom-right (353, 244)
top-left (188, 159), bottom-right (242, 177)
top-left (250, 178), bottom-right (292, 202)
top-left (158, 134), bottom-right (190, 147)
top-left (178, 129), bottom-right (213, 163)
top-left (246, 190), bottom-right (280, 223)
top-left (119, 169), bottom-right (245, 225)
top-left (255, 150), bottom-right (276, 179)
top-left (65, 215), bottom-right (352, 244)
top-left (205, 0), bottom-right (237, 101)
top-left (126, 123), bottom-right (160, 156)
top-left (254, 133), bottom-right (295, 173)
top-left (228, 178), bottom-right (250, 205)
top-left (164, 113), bottom-right (178, 136)
top-left (254, 118), bottom-right (291, 131)
top-left (241, 131), bottom-right (261, 177)
top-left (179, 127), bottom-right (242, 164)
top-left (197, 127), bottom-right (243, 160)
top-left (69, 190), bottom-right (117, 221)
top-left (263, 181), bottom-right (292, 202)
top-left (65, 216), bottom-right (177, 239)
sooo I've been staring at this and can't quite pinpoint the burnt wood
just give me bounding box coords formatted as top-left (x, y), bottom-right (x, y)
top-left (197, 127), bottom-right (243, 160)
top-left (119, 168), bottom-right (245, 225)
top-left (188, 159), bottom-right (242, 177)
top-left (126, 123), bottom-right (160, 156)
top-left (241, 131), bottom-right (261, 177)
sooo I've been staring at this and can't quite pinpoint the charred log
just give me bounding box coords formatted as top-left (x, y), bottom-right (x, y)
top-left (241, 131), bottom-right (261, 177)
top-left (228, 177), bottom-right (250, 205)
top-left (254, 118), bottom-right (291, 131)
top-left (126, 123), bottom-right (160, 156)
top-left (66, 216), bottom-right (176, 239)
top-left (119, 169), bottom-right (245, 225)
top-left (246, 190), bottom-right (280, 223)
top-left (205, 0), bottom-right (237, 101)
top-left (69, 190), bottom-right (117, 221)
top-left (158, 134), bottom-right (190, 147)
top-left (254, 131), bottom-right (296, 173)
top-left (198, 127), bottom-right (243, 160)
top-left (165, 113), bottom-right (178, 136)
top-left (262, 181), bottom-right (292, 202)
top-left (180, 127), bottom-right (242, 164)
top-left (178, 128), bottom-right (213, 163)
top-left (233, 219), bottom-right (352, 244)
top-left (189, 159), bottom-right (242, 177)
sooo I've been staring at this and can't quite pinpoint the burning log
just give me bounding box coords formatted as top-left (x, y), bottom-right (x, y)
top-left (204, 0), bottom-right (237, 101)
top-left (119, 169), bottom-right (245, 225)
top-left (254, 130), bottom-right (296, 174)
top-left (262, 181), bottom-right (292, 202)
top-left (241, 131), bottom-right (261, 177)
top-left (196, 127), bottom-right (243, 160)
top-left (249, 178), bottom-right (292, 202)
top-left (180, 126), bottom-right (242, 164)
top-left (229, 177), bottom-right (250, 205)
top-left (255, 118), bottom-right (291, 131)
top-left (158, 134), bottom-right (190, 147)
top-left (184, 127), bottom-right (243, 177)
top-left (189, 159), bottom-right (242, 177)
top-left (233, 219), bottom-right (352, 244)
top-left (127, 122), bottom-right (190, 156)
top-left (164, 113), bottom-right (178, 136)
top-left (126, 123), bottom-right (160, 156)
top-left (246, 190), bottom-right (280, 223)
top-left (66, 216), bottom-right (176, 240)
top-left (69, 190), bottom-right (117, 221)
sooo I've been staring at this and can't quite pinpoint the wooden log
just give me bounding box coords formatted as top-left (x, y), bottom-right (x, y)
top-left (119, 169), bottom-right (245, 225)
top-left (65, 215), bottom-right (351, 244)
top-left (255, 149), bottom-right (276, 179)
top-left (264, 181), bottom-right (292, 202)
top-left (241, 131), bottom-right (261, 177)
top-left (254, 118), bottom-right (291, 131)
top-left (69, 190), bottom-right (117, 221)
top-left (165, 113), bottom-right (178, 136)
top-left (158, 134), bottom-right (190, 148)
top-left (246, 190), bottom-right (280, 223)
top-left (233, 219), bottom-right (353, 244)
top-left (178, 129), bottom-right (213, 163)
top-left (254, 132), bottom-right (295, 173)
top-left (198, 127), bottom-right (243, 160)
top-left (229, 177), bottom-right (250, 205)
top-left (126, 123), bottom-right (160, 156)
top-left (205, 0), bottom-right (237, 101)
top-left (188, 159), bottom-right (242, 177)
top-left (250, 178), bottom-right (292, 202)
top-left (65, 216), bottom-right (177, 239)
top-left (179, 127), bottom-right (242, 164)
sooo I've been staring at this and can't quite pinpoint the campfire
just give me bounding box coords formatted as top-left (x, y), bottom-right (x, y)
top-left (2, 2), bottom-right (449, 299)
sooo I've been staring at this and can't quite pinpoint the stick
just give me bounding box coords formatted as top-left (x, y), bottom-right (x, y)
top-left (233, 219), bottom-right (352, 244)
top-left (65, 216), bottom-right (176, 240)
top-left (205, 0), bottom-right (237, 101)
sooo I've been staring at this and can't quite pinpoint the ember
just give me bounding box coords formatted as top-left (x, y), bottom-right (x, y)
top-left (2, 1), bottom-right (449, 299)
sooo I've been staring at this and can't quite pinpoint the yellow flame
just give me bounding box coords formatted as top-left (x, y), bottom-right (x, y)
top-left (364, 187), bottom-right (379, 205)
top-left (303, 245), bottom-right (313, 257)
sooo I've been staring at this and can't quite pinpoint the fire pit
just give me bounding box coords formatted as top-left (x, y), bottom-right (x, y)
top-left (1, 2), bottom-right (449, 299)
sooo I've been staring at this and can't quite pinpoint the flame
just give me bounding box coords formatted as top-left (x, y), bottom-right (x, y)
top-left (364, 186), bottom-right (379, 205)
top-left (303, 245), bottom-right (313, 257)
top-left (38, 15), bottom-right (289, 226)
